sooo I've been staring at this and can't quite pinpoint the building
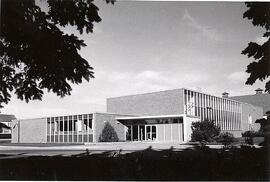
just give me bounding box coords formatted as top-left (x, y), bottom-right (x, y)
top-left (0, 114), bottom-right (16, 142)
top-left (230, 88), bottom-right (270, 118)
top-left (12, 88), bottom-right (263, 143)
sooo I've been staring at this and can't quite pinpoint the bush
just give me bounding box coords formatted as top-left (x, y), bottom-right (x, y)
top-left (191, 120), bottom-right (221, 144)
top-left (99, 122), bottom-right (119, 142)
top-left (242, 130), bottom-right (264, 145)
top-left (242, 130), bottom-right (263, 138)
top-left (216, 132), bottom-right (235, 147)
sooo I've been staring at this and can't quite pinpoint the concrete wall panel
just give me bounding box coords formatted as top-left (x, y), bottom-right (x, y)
top-left (157, 124), bottom-right (164, 141)
top-left (172, 124), bottom-right (179, 141)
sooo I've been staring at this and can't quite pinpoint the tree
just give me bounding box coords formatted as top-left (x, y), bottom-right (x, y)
top-left (242, 2), bottom-right (270, 93)
top-left (0, 0), bottom-right (114, 108)
top-left (99, 122), bottom-right (119, 142)
top-left (191, 120), bottom-right (221, 144)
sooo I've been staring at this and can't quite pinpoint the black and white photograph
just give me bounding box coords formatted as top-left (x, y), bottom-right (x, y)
top-left (0, 0), bottom-right (269, 181)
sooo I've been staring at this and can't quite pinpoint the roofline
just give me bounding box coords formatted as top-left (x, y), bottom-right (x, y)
top-left (107, 88), bottom-right (184, 100)
top-left (13, 112), bottom-right (137, 121)
top-left (94, 112), bottom-right (136, 117)
top-left (230, 93), bottom-right (269, 98)
top-left (107, 87), bottom-right (246, 105)
top-left (15, 113), bottom-right (95, 121)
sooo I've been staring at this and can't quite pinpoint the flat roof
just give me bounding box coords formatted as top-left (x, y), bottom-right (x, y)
top-left (116, 114), bottom-right (199, 120)
top-left (107, 87), bottom-right (245, 104)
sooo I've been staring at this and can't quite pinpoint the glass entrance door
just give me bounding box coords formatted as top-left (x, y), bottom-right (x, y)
top-left (145, 125), bottom-right (157, 141)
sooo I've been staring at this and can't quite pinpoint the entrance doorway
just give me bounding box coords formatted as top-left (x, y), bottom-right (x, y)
top-left (126, 124), bottom-right (157, 141)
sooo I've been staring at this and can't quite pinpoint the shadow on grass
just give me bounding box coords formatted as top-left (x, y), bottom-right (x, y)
top-left (0, 145), bottom-right (269, 181)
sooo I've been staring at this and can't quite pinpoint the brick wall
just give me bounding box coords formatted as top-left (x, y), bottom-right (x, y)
top-left (93, 113), bottom-right (131, 143)
top-left (242, 103), bottom-right (263, 132)
top-left (12, 118), bottom-right (47, 143)
top-left (107, 89), bottom-right (185, 116)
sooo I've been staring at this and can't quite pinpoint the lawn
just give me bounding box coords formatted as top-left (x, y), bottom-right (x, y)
top-left (0, 145), bottom-right (269, 180)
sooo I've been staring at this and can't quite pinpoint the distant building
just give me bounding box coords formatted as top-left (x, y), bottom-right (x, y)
top-left (0, 114), bottom-right (16, 142)
top-left (230, 88), bottom-right (270, 118)
top-left (12, 88), bottom-right (263, 143)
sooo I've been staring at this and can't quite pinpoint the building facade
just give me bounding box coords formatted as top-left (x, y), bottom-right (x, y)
top-left (12, 88), bottom-right (263, 143)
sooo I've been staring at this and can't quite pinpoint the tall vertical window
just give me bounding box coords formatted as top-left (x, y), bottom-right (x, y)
top-left (183, 89), bottom-right (242, 131)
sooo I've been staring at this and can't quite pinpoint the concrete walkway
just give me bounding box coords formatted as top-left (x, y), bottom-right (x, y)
top-left (0, 141), bottom-right (227, 153)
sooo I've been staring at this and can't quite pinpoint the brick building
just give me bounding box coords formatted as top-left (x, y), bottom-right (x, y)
top-left (12, 88), bottom-right (263, 143)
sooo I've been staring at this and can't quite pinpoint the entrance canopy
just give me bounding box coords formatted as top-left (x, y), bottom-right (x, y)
top-left (116, 114), bottom-right (187, 121)
top-left (116, 114), bottom-right (199, 142)
top-left (116, 114), bottom-right (188, 125)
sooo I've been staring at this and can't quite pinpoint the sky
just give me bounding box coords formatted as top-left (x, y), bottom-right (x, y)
top-left (1, 1), bottom-right (268, 119)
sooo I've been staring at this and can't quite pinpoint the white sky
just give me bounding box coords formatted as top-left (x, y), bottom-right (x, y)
top-left (1, 1), bottom-right (267, 119)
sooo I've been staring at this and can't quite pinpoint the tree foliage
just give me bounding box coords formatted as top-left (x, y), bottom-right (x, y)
top-left (99, 122), bottom-right (119, 142)
top-left (242, 2), bottom-right (270, 93)
top-left (0, 0), bottom-right (114, 108)
top-left (191, 120), bottom-right (221, 143)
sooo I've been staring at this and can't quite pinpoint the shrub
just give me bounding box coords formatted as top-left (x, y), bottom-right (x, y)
top-left (242, 130), bottom-right (264, 145)
top-left (242, 130), bottom-right (263, 138)
top-left (99, 122), bottom-right (119, 142)
top-left (191, 120), bottom-right (221, 144)
top-left (216, 132), bottom-right (235, 147)
top-left (242, 131), bottom-right (256, 145)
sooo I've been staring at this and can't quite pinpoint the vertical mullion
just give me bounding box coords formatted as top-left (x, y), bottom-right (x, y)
top-left (57, 117), bottom-right (59, 143)
top-left (228, 100), bottom-right (231, 131)
top-left (233, 102), bottom-right (235, 130)
top-left (49, 118), bottom-right (51, 143)
top-left (53, 118), bottom-right (56, 143)
top-left (61, 117), bottom-right (63, 143)
top-left (202, 94), bottom-right (205, 120)
top-left (225, 100), bottom-right (227, 131)
top-left (221, 99), bottom-right (224, 131)
top-left (228, 101), bottom-right (231, 131)
top-left (72, 115), bottom-right (74, 143)
top-left (198, 92), bottom-right (200, 118)
top-left (86, 115), bottom-right (88, 143)
top-left (230, 101), bottom-right (233, 131)
top-left (201, 94), bottom-right (204, 120)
